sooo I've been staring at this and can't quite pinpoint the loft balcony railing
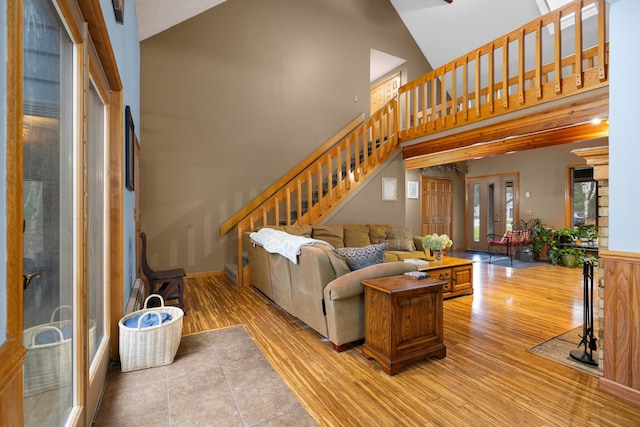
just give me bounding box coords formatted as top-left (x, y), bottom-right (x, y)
top-left (220, 0), bottom-right (609, 287)
top-left (397, 0), bottom-right (607, 141)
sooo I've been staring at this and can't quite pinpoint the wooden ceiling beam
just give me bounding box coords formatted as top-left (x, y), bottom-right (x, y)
top-left (402, 91), bottom-right (609, 160)
top-left (404, 120), bottom-right (609, 170)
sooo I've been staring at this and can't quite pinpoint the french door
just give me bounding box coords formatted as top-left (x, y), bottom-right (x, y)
top-left (466, 174), bottom-right (519, 252)
top-left (22, 0), bottom-right (110, 425)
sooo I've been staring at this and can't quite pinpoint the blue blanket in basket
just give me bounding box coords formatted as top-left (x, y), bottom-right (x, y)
top-left (124, 312), bottom-right (172, 328)
top-left (34, 324), bottom-right (72, 345)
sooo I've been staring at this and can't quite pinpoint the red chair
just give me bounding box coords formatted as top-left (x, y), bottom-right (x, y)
top-left (140, 232), bottom-right (186, 311)
top-left (487, 224), bottom-right (533, 267)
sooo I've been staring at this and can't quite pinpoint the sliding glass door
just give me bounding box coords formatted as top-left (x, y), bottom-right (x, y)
top-left (22, 0), bottom-right (75, 423)
top-left (22, 0), bottom-right (111, 424)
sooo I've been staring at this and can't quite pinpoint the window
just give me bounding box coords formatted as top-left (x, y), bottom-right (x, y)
top-left (572, 166), bottom-right (597, 227)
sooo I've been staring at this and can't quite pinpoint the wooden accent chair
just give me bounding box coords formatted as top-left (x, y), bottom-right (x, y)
top-left (487, 219), bottom-right (535, 266)
top-left (139, 232), bottom-right (186, 312)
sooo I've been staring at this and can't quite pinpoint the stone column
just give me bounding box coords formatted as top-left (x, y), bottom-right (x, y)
top-left (571, 146), bottom-right (608, 372)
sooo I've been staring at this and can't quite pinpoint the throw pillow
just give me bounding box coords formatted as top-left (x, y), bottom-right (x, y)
top-left (335, 243), bottom-right (386, 270)
top-left (343, 224), bottom-right (372, 247)
top-left (312, 225), bottom-right (344, 248)
top-left (384, 228), bottom-right (416, 251)
top-left (367, 224), bottom-right (391, 244)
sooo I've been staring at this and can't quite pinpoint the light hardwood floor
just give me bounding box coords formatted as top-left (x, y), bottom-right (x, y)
top-left (181, 259), bottom-right (640, 426)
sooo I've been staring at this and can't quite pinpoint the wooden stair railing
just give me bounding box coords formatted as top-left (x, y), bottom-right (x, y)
top-left (397, 0), bottom-right (608, 143)
top-left (221, 0), bottom-right (610, 287)
top-left (224, 101), bottom-right (398, 286)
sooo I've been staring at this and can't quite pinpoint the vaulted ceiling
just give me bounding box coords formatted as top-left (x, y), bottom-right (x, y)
top-left (134, 0), bottom-right (608, 164)
top-left (135, 0), bottom-right (546, 68)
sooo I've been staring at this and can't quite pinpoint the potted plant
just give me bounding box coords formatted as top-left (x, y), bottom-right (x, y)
top-left (531, 220), bottom-right (554, 261)
top-left (575, 224), bottom-right (599, 246)
top-left (548, 227), bottom-right (598, 267)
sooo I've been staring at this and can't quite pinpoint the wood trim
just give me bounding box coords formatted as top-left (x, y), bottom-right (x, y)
top-left (572, 145), bottom-right (609, 180)
top-left (77, 0), bottom-right (122, 91)
top-left (220, 114), bottom-right (365, 236)
top-left (404, 120), bottom-right (609, 170)
top-left (599, 378), bottom-right (640, 406)
top-left (402, 90), bottom-right (609, 162)
top-left (109, 91), bottom-right (124, 361)
top-left (0, 0), bottom-right (26, 424)
top-left (600, 249), bottom-right (640, 401)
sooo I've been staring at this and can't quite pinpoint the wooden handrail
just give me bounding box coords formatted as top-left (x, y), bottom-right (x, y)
top-left (397, 0), bottom-right (607, 141)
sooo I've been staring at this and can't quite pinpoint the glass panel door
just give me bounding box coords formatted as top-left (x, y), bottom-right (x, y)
top-left (466, 174), bottom-right (518, 252)
top-left (22, 0), bottom-right (76, 424)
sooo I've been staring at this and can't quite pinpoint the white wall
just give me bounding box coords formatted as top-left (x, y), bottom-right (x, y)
top-left (608, 0), bottom-right (640, 252)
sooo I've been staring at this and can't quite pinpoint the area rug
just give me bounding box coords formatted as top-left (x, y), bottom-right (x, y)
top-left (527, 326), bottom-right (601, 377)
top-left (95, 325), bottom-right (317, 426)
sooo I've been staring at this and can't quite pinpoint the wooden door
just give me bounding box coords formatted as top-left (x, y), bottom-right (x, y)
top-left (370, 73), bottom-right (401, 115)
top-left (420, 177), bottom-right (453, 237)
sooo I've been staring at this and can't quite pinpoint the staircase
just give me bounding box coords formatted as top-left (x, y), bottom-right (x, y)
top-left (221, 102), bottom-right (399, 286)
top-left (221, 0), bottom-right (609, 287)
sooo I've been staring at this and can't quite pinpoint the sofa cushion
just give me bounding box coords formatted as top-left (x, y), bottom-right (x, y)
top-left (315, 245), bottom-right (351, 277)
top-left (386, 250), bottom-right (429, 261)
top-left (367, 224), bottom-right (391, 244)
top-left (312, 225), bottom-right (345, 248)
top-left (343, 224), bottom-right (372, 247)
top-left (324, 261), bottom-right (418, 301)
top-left (384, 228), bottom-right (417, 251)
top-left (279, 224), bottom-right (312, 237)
top-left (336, 243), bottom-right (386, 270)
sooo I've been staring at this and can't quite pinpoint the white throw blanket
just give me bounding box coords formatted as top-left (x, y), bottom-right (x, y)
top-left (249, 228), bottom-right (334, 264)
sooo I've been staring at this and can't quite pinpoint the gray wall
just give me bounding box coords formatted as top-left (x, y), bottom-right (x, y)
top-left (466, 138), bottom-right (607, 230)
top-left (140, 0), bottom-right (432, 272)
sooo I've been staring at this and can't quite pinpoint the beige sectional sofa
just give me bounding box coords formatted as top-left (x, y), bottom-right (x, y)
top-left (246, 224), bottom-right (426, 351)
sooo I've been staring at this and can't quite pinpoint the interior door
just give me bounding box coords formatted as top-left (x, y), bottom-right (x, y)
top-left (421, 177), bottom-right (453, 237)
top-left (370, 72), bottom-right (400, 114)
top-left (466, 174), bottom-right (518, 252)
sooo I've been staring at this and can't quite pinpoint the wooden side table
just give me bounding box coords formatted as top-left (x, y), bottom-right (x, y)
top-left (361, 275), bottom-right (446, 375)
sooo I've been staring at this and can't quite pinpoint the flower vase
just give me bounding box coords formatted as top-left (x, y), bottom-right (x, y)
top-left (434, 250), bottom-right (443, 261)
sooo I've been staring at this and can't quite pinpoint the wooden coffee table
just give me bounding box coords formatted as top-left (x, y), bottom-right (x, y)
top-left (408, 256), bottom-right (474, 299)
top-left (361, 275), bottom-right (447, 375)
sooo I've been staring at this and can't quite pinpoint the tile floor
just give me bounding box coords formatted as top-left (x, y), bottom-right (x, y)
top-left (93, 325), bottom-right (317, 426)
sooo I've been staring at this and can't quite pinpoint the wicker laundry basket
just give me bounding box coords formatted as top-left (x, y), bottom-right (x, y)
top-left (118, 294), bottom-right (183, 372)
top-left (23, 306), bottom-right (96, 396)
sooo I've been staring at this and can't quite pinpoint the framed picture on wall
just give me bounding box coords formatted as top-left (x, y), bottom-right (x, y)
top-left (112, 0), bottom-right (124, 24)
top-left (125, 106), bottom-right (135, 191)
top-left (407, 181), bottom-right (419, 199)
top-left (382, 177), bottom-right (397, 201)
